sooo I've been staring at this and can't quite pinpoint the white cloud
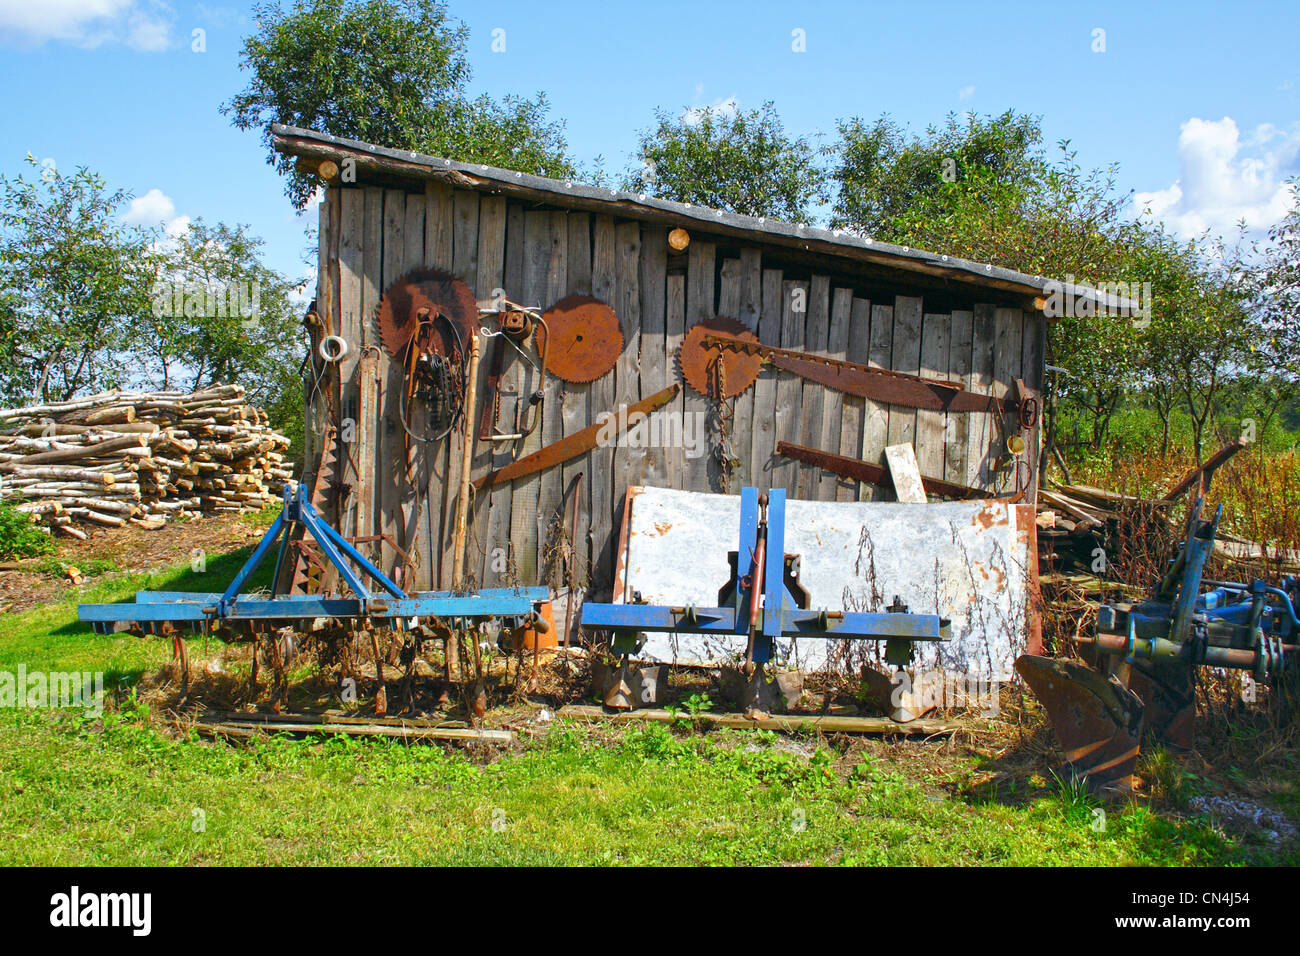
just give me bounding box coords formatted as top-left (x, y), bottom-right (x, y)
top-left (1135, 116), bottom-right (1300, 239)
top-left (0, 0), bottom-right (173, 50)
top-left (958, 85), bottom-right (975, 101)
top-left (683, 95), bottom-right (739, 127)
top-left (123, 187), bottom-right (189, 237)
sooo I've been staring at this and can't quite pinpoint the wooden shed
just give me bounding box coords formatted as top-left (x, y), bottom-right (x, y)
top-left (272, 125), bottom-right (1116, 627)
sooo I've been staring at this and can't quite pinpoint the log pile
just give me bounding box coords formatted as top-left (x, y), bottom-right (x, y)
top-left (0, 385), bottom-right (293, 540)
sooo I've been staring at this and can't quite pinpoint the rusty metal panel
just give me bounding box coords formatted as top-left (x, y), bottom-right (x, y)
top-left (615, 486), bottom-right (1035, 680)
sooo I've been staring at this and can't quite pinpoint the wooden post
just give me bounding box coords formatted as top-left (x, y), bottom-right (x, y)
top-left (452, 332), bottom-right (482, 587)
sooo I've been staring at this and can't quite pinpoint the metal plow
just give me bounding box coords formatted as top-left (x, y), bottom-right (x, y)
top-left (1018, 495), bottom-right (1299, 789)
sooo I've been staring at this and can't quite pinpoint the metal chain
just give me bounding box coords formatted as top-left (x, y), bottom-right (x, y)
top-left (709, 354), bottom-right (738, 493)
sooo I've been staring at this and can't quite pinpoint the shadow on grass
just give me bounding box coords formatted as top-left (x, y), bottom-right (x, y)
top-left (50, 543), bottom-right (274, 639)
top-left (956, 726), bottom-right (1061, 809)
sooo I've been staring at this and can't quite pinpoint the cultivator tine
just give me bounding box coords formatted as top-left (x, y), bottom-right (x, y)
top-left (1015, 654), bottom-right (1145, 788)
top-left (248, 636), bottom-right (260, 697)
top-left (166, 624), bottom-right (189, 694)
top-left (370, 630), bottom-right (387, 717)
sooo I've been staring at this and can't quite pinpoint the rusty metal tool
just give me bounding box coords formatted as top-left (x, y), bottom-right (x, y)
top-left (562, 471), bottom-right (584, 656)
top-left (472, 383), bottom-right (680, 493)
top-left (776, 441), bottom-right (988, 500)
top-left (536, 295), bottom-right (622, 383)
top-left (743, 492), bottom-right (768, 674)
top-left (452, 331), bottom-right (482, 588)
top-left (698, 327), bottom-right (1040, 417)
top-left (679, 316), bottom-right (765, 399)
top-left (377, 268), bottom-right (477, 361)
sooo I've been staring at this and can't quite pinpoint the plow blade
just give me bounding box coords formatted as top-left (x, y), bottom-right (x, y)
top-left (1015, 654), bottom-right (1145, 787)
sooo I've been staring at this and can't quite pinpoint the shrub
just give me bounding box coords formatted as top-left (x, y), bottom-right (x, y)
top-left (0, 501), bottom-right (56, 561)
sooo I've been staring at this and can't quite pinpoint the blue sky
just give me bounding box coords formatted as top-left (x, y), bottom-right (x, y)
top-left (1, 0), bottom-right (1297, 287)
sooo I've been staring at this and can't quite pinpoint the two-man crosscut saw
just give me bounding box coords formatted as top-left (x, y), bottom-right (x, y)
top-left (698, 329), bottom-right (1039, 418)
top-left (472, 384), bottom-right (680, 493)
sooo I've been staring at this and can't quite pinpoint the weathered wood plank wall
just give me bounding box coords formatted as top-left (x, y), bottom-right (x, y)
top-left (320, 185), bottom-right (1046, 595)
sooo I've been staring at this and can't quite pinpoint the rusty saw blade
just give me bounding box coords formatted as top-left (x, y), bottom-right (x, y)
top-left (700, 329), bottom-right (1033, 414)
top-left (679, 316), bottom-right (764, 399)
top-left (537, 295), bottom-right (623, 383)
top-left (377, 267), bottom-right (477, 361)
top-left (473, 384), bottom-right (680, 493)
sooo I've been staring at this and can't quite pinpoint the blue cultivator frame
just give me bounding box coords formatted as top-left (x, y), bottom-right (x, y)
top-left (580, 487), bottom-right (950, 666)
top-left (79, 483), bottom-right (547, 635)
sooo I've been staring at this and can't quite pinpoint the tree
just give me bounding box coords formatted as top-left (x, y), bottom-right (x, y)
top-left (829, 111), bottom-right (1235, 454)
top-left (142, 219), bottom-right (307, 412)
top-left (224, 0), bottom-right (575, 208)
top-left (621, 101), bottom-right (828, 224)
top-left (830, 110), bottom-right (1042, 235)
top-left (1247, 184), bottom-right (1300, 430)
top-left (0, 155), bottom-right (155, 404)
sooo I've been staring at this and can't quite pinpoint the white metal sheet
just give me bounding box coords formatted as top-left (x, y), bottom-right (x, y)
top-left (613, 486), bottom-right (1035, 680)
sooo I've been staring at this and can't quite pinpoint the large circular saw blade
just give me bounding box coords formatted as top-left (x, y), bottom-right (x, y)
top-left (679, 316), bottom-right (763, 399)
top-left (376, 268), bottom-right (477, 361)
top-left (537, 295), bottom-right (623, 383)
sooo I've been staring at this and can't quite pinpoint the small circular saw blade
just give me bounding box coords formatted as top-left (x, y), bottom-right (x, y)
top-left (679, 316), bottom-right (763, 399)
top-left (537, 295), bottom-right (623, 383)
top-left (376, 268), bottom-right (477, 361)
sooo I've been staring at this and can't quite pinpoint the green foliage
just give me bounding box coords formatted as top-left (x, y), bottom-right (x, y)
top-left (1048, 768), bottom-right (1100, 824)
top-left (0, 155), bottom-right (156, 404)
top-left (622, 101), bottom-right (828, 223)
top-left (827, 107), bottom-right (1286, 452)
top-left (143, 218), bottom-right (308, 459)
top-left (33, 556), bottom-right (119, 578)
top-left (0, 501), bottom-right (55, 561)
top-left (0, 152), bottom-right (306, 458)
top-left (830, 109), bottom-right (1042, 234)
top-left (224, 0), bottom-right (575, 208)
top-left (142, 220), bottom-right (306, 401)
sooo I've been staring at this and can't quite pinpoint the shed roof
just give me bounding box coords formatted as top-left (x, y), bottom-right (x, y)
top-left (272, 124), bottom-right (1137, 314)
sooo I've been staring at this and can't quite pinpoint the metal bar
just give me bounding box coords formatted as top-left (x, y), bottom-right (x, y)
top-left (80, 593), bottom-right (544, 627)
top-left (215, 509), bottom-right (286, 614)
top-left (776, 441), bottom-right (985, 500)
top-left (1170, 503), bottom-right (1220, 644)
top-left (134, 587), bottom-right (548, 604)
top-left (579, 602), bottom-right (948, 640)
top-left (303, 500), bottom-right (405, 599)
top-left (301, 504), bottom-right (376, 604)
top-left (762, 488), bottom-right (787, 646)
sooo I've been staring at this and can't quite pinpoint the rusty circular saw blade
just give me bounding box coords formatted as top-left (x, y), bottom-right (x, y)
top-left (537, 295), bottom-right (623, 383)
top-left (376, 267), bottom-right (477, 361)
top-left (679, 316), bottom-right (764, 399)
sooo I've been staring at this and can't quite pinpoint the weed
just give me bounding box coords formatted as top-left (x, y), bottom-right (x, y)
top-left (0, 501), bottom-right (56, 561)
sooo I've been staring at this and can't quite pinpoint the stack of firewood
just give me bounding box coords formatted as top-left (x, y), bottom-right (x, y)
top-left (0, 385), bottom-right (293, 540)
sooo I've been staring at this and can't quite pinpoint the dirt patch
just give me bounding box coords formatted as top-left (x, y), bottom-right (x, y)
top-left (0, 514), bottom-right (267, 614)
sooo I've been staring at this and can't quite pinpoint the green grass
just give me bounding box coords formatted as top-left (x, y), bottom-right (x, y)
top-left (0, 542), bottom-right (1281, 866)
